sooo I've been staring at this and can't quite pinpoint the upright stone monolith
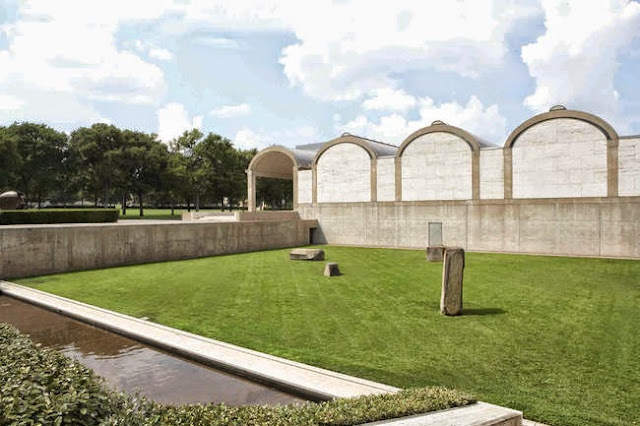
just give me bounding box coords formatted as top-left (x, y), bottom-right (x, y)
top-left (440, 247), bottom-right (465, 316)
top-left (426, 246), bottom-right (444, 262)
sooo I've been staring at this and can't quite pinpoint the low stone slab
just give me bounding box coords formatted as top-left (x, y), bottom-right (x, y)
top-left (290, 248), bottom-right (325, 261)
top-left (324, 262), bottom-right (341, 277)
top-left (426, 246), bottom-right (445, 262)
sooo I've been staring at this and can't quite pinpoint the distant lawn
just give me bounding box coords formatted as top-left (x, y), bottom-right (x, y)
top-left (118, 208), bottom-right (226, 220)
top-left (16, 247), bottom-right (640, 426)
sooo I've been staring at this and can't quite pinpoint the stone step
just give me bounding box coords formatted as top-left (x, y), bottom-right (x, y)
top-left (362, 402), bottom-right (522, 425)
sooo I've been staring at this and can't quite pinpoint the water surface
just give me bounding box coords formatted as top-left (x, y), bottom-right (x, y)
top-left (0, 295), bottom-right (305, 406)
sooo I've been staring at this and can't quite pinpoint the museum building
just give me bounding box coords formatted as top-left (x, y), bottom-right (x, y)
top-left (247, 107), bottom-right (640, 258)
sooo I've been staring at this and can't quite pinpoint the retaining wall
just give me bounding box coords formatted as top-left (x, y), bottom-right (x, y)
top-left (0, 219), bottom-right (317, 279)
top-left (298, 197), bottom-right (640, 258)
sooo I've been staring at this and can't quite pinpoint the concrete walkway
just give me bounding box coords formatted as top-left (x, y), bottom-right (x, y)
top-left (0, 281), bottom-right (524, 425)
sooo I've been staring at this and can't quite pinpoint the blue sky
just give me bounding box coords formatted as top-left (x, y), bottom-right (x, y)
top-left (1, 0), bottom-right (639, 150)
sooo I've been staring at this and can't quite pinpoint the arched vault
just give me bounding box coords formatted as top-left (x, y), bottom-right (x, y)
top-left (246, 145), bottom-right (315, 211)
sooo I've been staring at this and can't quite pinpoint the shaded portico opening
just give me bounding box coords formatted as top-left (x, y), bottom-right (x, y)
top-left (246, 147), bottom-right (298, 212)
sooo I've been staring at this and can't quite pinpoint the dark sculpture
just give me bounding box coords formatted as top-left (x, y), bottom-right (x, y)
top-left (0, 191), bottom-right (26, 210)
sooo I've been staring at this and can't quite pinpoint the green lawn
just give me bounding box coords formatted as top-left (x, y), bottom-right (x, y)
top-left (118, 208), bottom-right (225, 220)
top-left (16, 247), bottom-right (640, 426)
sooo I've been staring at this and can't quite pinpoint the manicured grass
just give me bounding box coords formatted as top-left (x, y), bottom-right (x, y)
top-left (17, 247), bottom-right (640, 426)
top-left (118, 208), bottom-right (225, 220)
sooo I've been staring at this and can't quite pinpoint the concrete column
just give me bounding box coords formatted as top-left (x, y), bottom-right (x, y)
top-left (312, 164), bottom-right (318, 204)
top-left (503, 148), bottom-right (513, 199)
top-left (395, 156), bottom-right (402, 201)
top-left (370, 159), bottom-right (378, 202)
top-left (471, 152), bottom-right (480, 200)
top-left (440, 247), bottom-right (465, 316)
top-left (607, 140), bottom-right (619, 197)
top-left (247, 170), bottom-right (257, 212)
top-left (292, 167), bottom-right (299, 210)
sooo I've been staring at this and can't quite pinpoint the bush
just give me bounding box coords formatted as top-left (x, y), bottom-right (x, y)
top-left (0, 323), bottom-right (119, 425)
top-left (0, 323), bottom-right (474, 425)
top-left (0, 209), bottom-right (119, 225)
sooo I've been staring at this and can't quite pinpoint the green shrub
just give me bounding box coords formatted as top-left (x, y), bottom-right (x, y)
top-left (0, 323), bottom-right (119, 425)
top-left (0, 323), bottom-right (474, 425)
top-left (0, 209), bottom-right (119, 225)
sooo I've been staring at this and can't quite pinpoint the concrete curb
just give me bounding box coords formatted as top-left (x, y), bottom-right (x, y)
top-left (0, 281), bottom-right (523, 425)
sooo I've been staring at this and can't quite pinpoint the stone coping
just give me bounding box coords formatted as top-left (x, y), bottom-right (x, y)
top-left (0, 281), bottom-right (523, 425)
top-left (365, 402), bottom-right (522, 425)
top-left (0, 218), bottom-right (317, 230)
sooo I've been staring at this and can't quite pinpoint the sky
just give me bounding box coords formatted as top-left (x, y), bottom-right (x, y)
top-left (1, 0), bottom-right (639, 150)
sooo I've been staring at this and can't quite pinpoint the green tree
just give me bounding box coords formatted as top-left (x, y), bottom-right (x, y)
top-left (5, 122), bottom-right (67, 206)
top-left (257, 178), bottom-right (293, 210)
top-left (0, 127), bottom-right (21, 190)
top-left (69, 124), bottom-right (124, 207)
top-left (196, 133), bottom-right (248, 209)
top-left (119, 130), bottom-right (169, 217)
top-left (170, 129), bottom-right (206, 211)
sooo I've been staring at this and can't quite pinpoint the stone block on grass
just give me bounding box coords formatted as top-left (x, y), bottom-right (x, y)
top-left (289, 248), bottom-right (325, 261)
top-left (324, 262), bottom-right (341, 277)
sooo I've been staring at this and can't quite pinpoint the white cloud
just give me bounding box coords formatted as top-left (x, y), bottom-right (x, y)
top-left (0, 0), bottom-right (169, 125)
top-left (234, 125), bottom-right (320, 150)
top-left (279, 0), bottom-right (537, 101)
top-left (209, 103), bottom-right (251, 118)
top-left (521, 0), bottom-right (640, 129)
top-left (362, 88), bottom-right (416, 113)
top-left (157, 103), bottom-right (204, 143)
top-left (192, 37), bottom-right (240, 49)
top-left (0, 95), bottom-right (24, 110)
top-left (339, 96), bottom-right (507, 144)
top-left (148, 47), bottom-right (173, 61)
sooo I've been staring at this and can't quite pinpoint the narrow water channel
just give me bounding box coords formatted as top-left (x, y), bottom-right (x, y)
top-left (0, 295), bottom-right (306, 406)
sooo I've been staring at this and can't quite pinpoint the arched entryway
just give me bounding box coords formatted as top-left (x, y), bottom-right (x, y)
top-left (246, 146), bottom-right (303, 212)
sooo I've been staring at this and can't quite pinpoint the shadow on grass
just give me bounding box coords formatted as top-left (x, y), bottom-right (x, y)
top-left (462, 308), bottom-right (506, 316)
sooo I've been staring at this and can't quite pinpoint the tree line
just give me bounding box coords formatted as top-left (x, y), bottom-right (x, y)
top-left (0, 122), bottom-right (293, 215)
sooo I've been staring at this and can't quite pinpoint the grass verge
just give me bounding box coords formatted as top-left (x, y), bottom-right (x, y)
top-left (16, 246), bottom-right (640, 426)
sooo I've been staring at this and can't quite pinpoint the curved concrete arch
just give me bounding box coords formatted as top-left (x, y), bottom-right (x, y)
top-left (312, 135), bottom-right (379, 166)
top-left (396, 123), bottom-right (485, 158)
top-left (504, 109), bottom-right (619, 148)
top-left (247, 145), bottom-right (306, 212)
top-left (248, 146), bottom-right (300, 175)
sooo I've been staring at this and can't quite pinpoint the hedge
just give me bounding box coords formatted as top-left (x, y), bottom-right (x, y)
top-left (0, 209), bottom-right (119, 225)
top-left (0, 323), bottom-right (474, 425)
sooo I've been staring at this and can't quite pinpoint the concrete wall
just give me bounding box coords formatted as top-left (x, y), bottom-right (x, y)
top-left (512, 118), bottom-right (608, 199)
top-left (376, 157), bottom-right (396, 202)
top-left (317, 143), bottom-right (371, 203)
top-left (297, 169), bottom-right (313, 204)
top-left (401, 133), bottom-right (472, 201)
top-left (480, 148), bottom-right (504, 199)
top-left (0, 219), bottom-right (317, 279)
top-left (298, 198), bottom-right (640, 258)
top-left (619, 137), bottom-right (640, 197)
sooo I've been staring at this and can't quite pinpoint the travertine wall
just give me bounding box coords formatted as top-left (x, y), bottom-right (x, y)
top-left (0, 220), bottom-right (317, 279)
top-left (480, 148), bottom-right (504, 199)
top-left (298, 198), bottom-right (640, 258)
top-left (619, 137), bottom-right (640, 197)
top-left (512, 119), bottom-right (608, 198)
top-left (376, 157), bottom-right (395, 202)
top-left (401, 133), bottom-right (472, 201)
top-left (297, 169), bottom-right (313, 204)
top-left (317, 143), bottom-right (371, 203)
